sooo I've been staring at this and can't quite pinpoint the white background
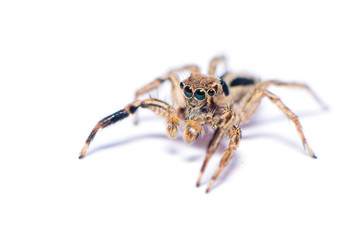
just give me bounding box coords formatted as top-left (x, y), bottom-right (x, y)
top-left (1, 1), bottom-right (358, 239)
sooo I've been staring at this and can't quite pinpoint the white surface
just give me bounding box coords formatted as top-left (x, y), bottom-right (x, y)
top-left (1, 1), bottom-right (358, 239)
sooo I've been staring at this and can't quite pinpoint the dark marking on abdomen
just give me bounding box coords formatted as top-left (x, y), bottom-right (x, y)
top-left (230, 77), bottom-right (255, 87)
top-left (219, 73), bottom-right (230, 96)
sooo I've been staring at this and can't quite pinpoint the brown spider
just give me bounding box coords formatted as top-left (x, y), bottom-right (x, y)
top-left (79, 56), bottom-right (322, 193)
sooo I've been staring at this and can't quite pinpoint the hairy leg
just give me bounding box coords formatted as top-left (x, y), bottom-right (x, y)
top-left (237, 87), bottom-right (317, 158)
top-left (196, 108), bottom-right (236, 189)
top-left (79, 98), bottom-right (179, 159)
top-left (206, 124), bottom-right (242, 193)
top-left (262, 90), bottom-right (317, 158)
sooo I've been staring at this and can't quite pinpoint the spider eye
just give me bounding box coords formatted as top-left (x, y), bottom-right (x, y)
top-left (184, 86), bottom-right (193, 98)
top-left (207, 89), bottom-right (215, 96)
top-left (194, 89), bottom-right (206, 101)
top-left (179, 82), bottom-right (185, 89)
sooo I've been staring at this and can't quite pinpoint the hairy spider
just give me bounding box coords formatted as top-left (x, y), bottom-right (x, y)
top-left (79, 56), bottom-right (322, 193)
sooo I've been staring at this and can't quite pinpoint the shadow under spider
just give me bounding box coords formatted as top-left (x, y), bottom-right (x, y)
top-left (84, 126), bottom-right (242, 191)
top-left (84, 133), bottom-right (169, 158)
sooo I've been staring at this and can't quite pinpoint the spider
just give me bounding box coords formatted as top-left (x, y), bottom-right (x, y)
top-left (79, 56), bottom-right (322, 193)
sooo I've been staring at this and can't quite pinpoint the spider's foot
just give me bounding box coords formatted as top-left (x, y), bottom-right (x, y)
top-left (304, 142), bottom-right (317, 159)
top-left (79, 144), bottom-right (89, 159)
top-left (196, 174), bottom-right (203, 187)
top-left (205, 180), bottom-right (215, 194)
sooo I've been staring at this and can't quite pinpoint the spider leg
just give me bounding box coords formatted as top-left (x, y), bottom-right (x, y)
top-left (79, 98), bottom-right (179, 159)
top-left (196, 127), bottom-right (225, 187)
top-left (262, 90), bottom-right (317, 158)
top-left (196, 108), bottom-right (235, 187)
top-left (206, 124), bottom-right (242, 193)
top-left (133, 65), bottom-right (199, 124)
top-left (208, 55), bottom-right (227, 76)
top-left (260, 80), bottom-right (326, 108)
top-left (237, 88), bottom-right (317, 158)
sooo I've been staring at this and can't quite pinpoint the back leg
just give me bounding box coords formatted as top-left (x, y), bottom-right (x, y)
top-left (236, 79), bottom-right (324, 124)
top-left (208, 55), bottom-right (227, 76)
top-left (260, 80), bottom-right (326, 108)
top-left (236, 88), bottom-right (317, 158)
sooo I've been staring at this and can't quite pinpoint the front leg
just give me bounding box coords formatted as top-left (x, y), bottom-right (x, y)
top-left (196, 108), bottom-right (236, 187)
top-left (206, 124), bottom-right (242, 193)
top-left (79, 98), bottom-right (179, 159)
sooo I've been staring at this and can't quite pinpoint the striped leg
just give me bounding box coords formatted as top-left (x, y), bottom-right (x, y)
top-left (79, 98), bottom-right (178, 159)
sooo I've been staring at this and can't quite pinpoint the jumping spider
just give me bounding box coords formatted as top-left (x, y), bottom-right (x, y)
top-left (79, 56), bottom-right (322, 193)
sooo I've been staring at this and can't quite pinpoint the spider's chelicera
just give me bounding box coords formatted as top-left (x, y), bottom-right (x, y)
top-left (79, 56), bottom-right (323, 193)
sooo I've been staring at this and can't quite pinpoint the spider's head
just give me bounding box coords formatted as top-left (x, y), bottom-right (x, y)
top-left (180, 73), bottom-right (224, 103)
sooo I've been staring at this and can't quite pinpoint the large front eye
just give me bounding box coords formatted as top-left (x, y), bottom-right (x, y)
top-left (194, 89), bottom-right (205, 101)
top-left (184, 86), bottom-right (193, 98)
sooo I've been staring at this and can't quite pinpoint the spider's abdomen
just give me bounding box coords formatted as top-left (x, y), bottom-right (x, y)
top-left (229, 76), bottom-right (256, 86)
top-left (221, 73), bottom-right (259, 104)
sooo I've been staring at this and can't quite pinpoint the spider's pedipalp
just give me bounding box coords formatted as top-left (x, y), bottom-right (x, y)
top-left (235, 84), bottom-right (317, 158)
top-left (183, 119), bottom-right (206, 143)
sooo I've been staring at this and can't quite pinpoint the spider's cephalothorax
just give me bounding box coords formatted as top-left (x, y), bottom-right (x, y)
top-left (179, 73), bottom-right (229, 144)
top-left (79, 56), bottom-right (322, 193)
top-left (180, 73), bottom-right (226, 118)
